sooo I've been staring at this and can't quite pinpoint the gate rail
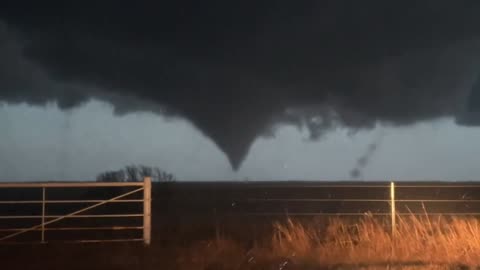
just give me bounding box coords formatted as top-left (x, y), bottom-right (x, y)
top-left (0, 177), bottom-right (151, 245)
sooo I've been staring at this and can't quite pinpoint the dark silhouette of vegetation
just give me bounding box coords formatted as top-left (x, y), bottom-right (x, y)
top-left (96, 165), bottom-right (176, 182)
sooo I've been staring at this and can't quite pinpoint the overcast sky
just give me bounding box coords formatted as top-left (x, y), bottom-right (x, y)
top-left (1, 2), bottom-right (480, 181)
top-left (1, 100), bottom-right (480, 181)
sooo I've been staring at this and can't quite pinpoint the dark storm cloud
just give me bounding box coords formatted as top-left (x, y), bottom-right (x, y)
top-left (0, 22), bottom-right (172, 114)
top-left (1, 1), bottom-right (480, 169)
top-left (0, 22), bottom-right (87, 109)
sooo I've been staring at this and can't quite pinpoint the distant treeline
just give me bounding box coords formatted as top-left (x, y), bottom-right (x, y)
top-left (96, 165), bottom-right (176, 182)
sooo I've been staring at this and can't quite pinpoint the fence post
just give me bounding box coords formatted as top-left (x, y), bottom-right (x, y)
top-left (41, 187), bottom-right (46, 243)
top-left (213, 208), bottom-right (221, 243)
top-left (390, 181), bottom-right (396, 236)
top-left (143, 177), bottom-right (152, 245)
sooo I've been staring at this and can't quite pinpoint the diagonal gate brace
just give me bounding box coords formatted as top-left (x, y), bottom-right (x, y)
top-left (0, 187), bottom-right (144, 242)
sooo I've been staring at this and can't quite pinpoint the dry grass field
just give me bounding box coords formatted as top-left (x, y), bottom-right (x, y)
top-left (2, 214), bottom-right (479, 269)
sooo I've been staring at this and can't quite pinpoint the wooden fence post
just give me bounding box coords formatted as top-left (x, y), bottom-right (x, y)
top-left (41, 187), bottom-right (46, 243)
top-left (390, 181), bottom-right (396, 236)
top-left (143, 177), bottom-right (152, 245)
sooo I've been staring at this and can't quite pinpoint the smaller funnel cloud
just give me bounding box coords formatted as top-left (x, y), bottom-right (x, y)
top-left (350, 131), bottom-right (385, 179)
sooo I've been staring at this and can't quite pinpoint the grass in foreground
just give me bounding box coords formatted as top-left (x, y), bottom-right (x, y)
top-left (269, 214), bottom-right (480, 268)
top-left (2, 214), bottom-right (480, 269)
top-left (175, 214), bottom-right (480, 269)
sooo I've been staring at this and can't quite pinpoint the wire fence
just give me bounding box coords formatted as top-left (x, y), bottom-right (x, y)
top-left (229, 182), bottom-right (480, 234)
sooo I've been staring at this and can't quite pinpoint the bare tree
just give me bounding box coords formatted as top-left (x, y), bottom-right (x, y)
top-left (154, 168), bottom-right (175, 182)
top-left (96, 165), bottom-right (176, 182)
top-left (96, 170), bottom-right (126, 182)
top-left (140, 166), bottom-right (153, 179)
top-left (125, 165), bottom-right (140, 182)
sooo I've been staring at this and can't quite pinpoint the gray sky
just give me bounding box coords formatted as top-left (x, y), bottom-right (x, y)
top-left (1, 100), bottom-right (480, 181)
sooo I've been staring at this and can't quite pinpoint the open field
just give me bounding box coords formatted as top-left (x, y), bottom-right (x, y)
top-left (1, 181), bottom-right (480, 269)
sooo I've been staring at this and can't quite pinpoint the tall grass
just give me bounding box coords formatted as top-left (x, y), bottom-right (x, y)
top-left (271, 214), bottom-right (480, 267)
top-left (3, 214), bottom-right (480, 269)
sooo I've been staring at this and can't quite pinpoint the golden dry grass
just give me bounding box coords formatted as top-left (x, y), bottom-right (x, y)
top-left (173, 214), bottom-right (480, 269)
top-left (3, 214), bottom-right (479, 269)
top-left (270, 214), bottom-right (480, 268)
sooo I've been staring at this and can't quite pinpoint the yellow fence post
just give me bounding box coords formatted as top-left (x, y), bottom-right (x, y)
top-left (390, 181), bottom-right (396, 236)
top-left (41, 187), bottom-right (46, 243)
top-left (143, 177), bottom-right (152, 246)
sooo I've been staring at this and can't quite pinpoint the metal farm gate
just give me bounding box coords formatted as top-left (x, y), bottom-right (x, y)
top-left (0, 177), bottom-right (151, 245)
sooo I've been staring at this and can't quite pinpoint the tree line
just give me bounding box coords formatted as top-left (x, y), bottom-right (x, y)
top-left (96, 165), bottom-right (176, 182)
